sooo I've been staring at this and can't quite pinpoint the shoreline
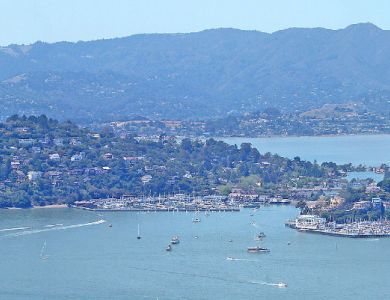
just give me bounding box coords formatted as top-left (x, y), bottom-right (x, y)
top-left (31, 204), bottom-right (68, 209)
top-left (215, 132), bottom-right (390, 140)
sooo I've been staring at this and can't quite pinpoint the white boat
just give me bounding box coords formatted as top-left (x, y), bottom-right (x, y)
top-left (171, 236), bottom-right (180, 244)
top-left (192, 217), bottom-right (201, 223)
top-left (277, 282), bottom-right (287, 288)
top-left (247, 246), bottom-right (270, 253)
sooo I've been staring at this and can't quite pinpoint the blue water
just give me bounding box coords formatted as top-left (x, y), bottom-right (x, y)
top-left (222, 134), bottom-right (390, 166)
top-left (2, 135), bottom-right (390, 299)
top-left (347, 171), bottom-right (384, 182)
top-left (1, 207), bottom-right (390, 300)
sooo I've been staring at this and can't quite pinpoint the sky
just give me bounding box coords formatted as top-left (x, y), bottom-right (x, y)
top-left (0, 0), bottom-right (389, 46)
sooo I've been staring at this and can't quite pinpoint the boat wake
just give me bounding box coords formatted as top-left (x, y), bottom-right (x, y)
top-left (5, 220), bottom-right (106, 237)
top-left (126, 265), bottom-right (278, 289)
top-left (0, 226), bottom-right (30, 232)
top-left (44, 224), bottom-right (63, 228)
top-left (226, 257), bottom-right (260, 262)
top-left (249, 280), bottom-right (288, 288)
top-left (364, 238), bottom-right (380, 242)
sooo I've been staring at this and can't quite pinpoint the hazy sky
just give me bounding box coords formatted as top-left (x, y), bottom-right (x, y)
top-left (1, 0), bottom-right (389, 46)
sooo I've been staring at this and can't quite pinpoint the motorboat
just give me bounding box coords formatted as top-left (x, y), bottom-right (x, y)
top-left (254, 232), bottom-right (266, 240)
top-left (171, 236), bottom-right (180, 244)
top-left (247, 246), bottom-right (270, 253)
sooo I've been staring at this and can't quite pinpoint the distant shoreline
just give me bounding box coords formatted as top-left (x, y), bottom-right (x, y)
top-left (215, 133), bottom-right (390, 140)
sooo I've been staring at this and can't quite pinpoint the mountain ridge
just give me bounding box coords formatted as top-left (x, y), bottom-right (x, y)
top-left (1, 23), bottom-right (389, 122)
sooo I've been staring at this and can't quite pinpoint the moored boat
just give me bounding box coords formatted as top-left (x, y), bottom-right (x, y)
top-left (247, 246), bottom-right (270, 253)
top-left (171, 236), bottom-right (180, 244)
top-left (254, 232), bottom-right (266, 240)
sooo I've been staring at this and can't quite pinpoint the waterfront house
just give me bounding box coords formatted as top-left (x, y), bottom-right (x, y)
top-left (27, 171), bottom-right (42, 181)
top-left (18, 138), bottom-right (35, 146)
top-left (141, 175), bottom-right (152, 184)
top-left (371, 197), bottom-right (383, 208)
top-left (352, 201), bottom-right (371, 210)
top-left (71, 153), bottom-right (83, 162)
top-left (49, 153), bottom-right (61, 160)
top-left (366, 183), bottom-right (381, 193)
top-left (10, 161), bottom-right (21, 170)
top-left (103, 153), bottom-right (114, 160)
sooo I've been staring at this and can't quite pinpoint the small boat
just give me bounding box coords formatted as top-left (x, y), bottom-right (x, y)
top-left (171, 236), bottom-right (180, 245)
top-left (108, 224), bottom-right (112, 228)
top-left (247, 246), bottom-right (270, 253)
top-left (254, 232), bottom-right (266, 240)
top-left (166, 245), bottom-right (172, 251)
top-left (192, 218), bottom-right (201, 223)
top-left (137, 224), bottom-right (141, 239)
top-left (228, 239), bottom-right (233, 243)
top-left (277, 282), bottom-right (287, 288)
top-left (194, 235), bottom-right (199, 239)
top-left (287, 241), bottom-right (291, 245)
top-left (226, 256), bottom-right (235, 261)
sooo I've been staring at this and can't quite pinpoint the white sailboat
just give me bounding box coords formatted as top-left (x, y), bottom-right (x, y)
top-left (137, 223), bottom-right (141, 239)
top-left (40, 241), bottom-right (49, 260)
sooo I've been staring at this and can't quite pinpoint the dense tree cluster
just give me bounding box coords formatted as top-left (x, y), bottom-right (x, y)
top-left (0, 115), bottom-right (340, 208)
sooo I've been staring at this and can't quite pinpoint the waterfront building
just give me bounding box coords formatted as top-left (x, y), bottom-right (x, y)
top-left (295, 215), bottom-right (326, 230)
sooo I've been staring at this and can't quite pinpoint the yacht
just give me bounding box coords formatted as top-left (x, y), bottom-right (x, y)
top-left (247, 246), bottom-right (270, 253)
top-left (171, 236), bottom-right (180, 245)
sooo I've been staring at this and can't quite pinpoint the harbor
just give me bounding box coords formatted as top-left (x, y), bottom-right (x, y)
top-left (2, 204), bottom-right (390, 299)
top-left (72, 195), bottom-right (241, 212)
top-left (286, 215), bottom-right (390, 238)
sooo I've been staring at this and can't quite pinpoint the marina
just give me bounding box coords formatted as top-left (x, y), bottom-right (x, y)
top-left (286, 215), bottom-right (390, 238)
top-left (72, 195), bottom-right (240, 212)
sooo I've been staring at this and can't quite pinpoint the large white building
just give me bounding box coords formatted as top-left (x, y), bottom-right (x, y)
top-left (295, 215), bottom-right (326, 230)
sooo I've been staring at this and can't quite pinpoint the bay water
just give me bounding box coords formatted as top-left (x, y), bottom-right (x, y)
top-left (1, 207), bottom-right (390, 300)
top-left (1, 134), bottom-right (390, 299)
